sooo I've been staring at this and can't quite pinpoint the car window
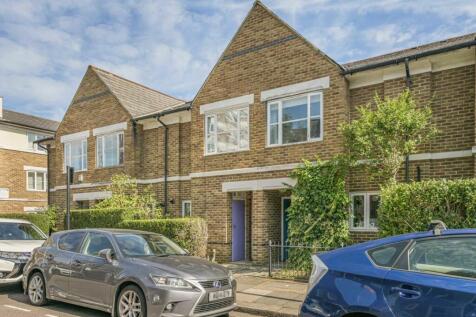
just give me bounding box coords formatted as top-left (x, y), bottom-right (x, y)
top-left (368, 241), bottom-right (408, 268)
top-left (408, 236), bottom-right (476, 279)
top-left (82, 233), bottom-right (114, 257)
top-left (58, 232), bottom-right (86, 253)
top-left (0, 223), bottom-right (46, 240)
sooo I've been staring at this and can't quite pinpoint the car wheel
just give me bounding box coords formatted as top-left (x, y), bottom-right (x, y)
top-left (116, 285), bottom-right (146, 317)
top-left (28, 272), bottom-right (48, 306)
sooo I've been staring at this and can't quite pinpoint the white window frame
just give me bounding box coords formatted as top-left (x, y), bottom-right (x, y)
top-left (96, 131), bottom-right (124, 168)
top-left (64, 139), bottom-right (88, 173)
top-left (267, 91), bottom-right (323, 147)
top-left (26, 170), bottom-right (47, 192)
top-left (204, 107), bottom-right (249, 155)
top-left (182, 200), bottom-right (192, 217)
top-left (350, 192), bottom-right (380, 231)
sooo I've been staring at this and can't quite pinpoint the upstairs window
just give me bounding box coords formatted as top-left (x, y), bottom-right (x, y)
top-left (27, 171), bottom-right (46, 191)
top-left (267, 92), bottom-right (323, 146)
top-left (205, 108), bottom-right (249, 155)
top-left (27, 132), bottom-right (48, 152)
top-left (64, 139), bottom-right (87, 172)
top-left (96, 131), bottom-right (124, 168)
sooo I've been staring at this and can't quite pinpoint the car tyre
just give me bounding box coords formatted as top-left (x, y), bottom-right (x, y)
top-left (28, 272), bottom-right (48, 306)
top-left (116, 285), bottom-right (147, 317)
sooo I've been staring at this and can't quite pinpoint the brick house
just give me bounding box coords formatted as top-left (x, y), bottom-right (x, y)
top-left (0, 97), bottom-right (59, 213)
top-left (44, 2), bottom-right (476, 262)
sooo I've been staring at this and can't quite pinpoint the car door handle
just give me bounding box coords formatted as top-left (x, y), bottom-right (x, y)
top-left (46, 254), bottom-right (54, 261)
top-left (392, 287), bottom-right (421, 299)
top-left (72, 259), bottom-right (82, 267)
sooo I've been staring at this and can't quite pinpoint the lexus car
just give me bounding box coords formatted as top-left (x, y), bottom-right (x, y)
top-left (0, 218), bottom-right (47, 285)
top-left (300, 225), bottom-right (476, 317)
top-left (23, 228), bottom-right (236, 317)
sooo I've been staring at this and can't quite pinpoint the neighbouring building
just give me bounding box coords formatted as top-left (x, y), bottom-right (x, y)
top-left (44, 1), bottom-right (476, 262)
top-left (0, 97), bottom-right (59, 213)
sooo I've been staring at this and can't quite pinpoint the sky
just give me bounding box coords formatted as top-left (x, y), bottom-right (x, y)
top-left (0, 0), bottom-right (475, 121)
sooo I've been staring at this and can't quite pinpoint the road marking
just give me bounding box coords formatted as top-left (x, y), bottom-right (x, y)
top-left (4, 304), bottom-right (31, 312)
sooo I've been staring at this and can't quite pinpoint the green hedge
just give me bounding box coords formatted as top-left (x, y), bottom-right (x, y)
top-left (70, 208), bottom-right (133, 229)
top-left (379, 179), bottom-right (476, 236)
top-left (0, 212), bottom-right (51, 233)
top-left (119, 218), bottom-right (208, 257)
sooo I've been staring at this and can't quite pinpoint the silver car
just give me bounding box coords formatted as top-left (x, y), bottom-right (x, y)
top-left (23, 229), bottom-right (236, 317)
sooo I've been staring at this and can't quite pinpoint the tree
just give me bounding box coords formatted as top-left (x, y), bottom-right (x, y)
top-left (95, 174), bottom-right (161, 219)
top-left (340, 89), bottom-right (437, 183)
top-left (287, 156), bottom-right (350, 271)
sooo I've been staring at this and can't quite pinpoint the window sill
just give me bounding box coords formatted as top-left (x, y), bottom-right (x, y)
top-left (204, 148), bottom-right (250, 157)
top-left (27, 189), bottom-right (47, 192)
top-left (95, 165), bottom-right (125, 170)
top-left (350, 228), bottom-right (379, 232)
top-left (265, 138), bottom-right (323, 149)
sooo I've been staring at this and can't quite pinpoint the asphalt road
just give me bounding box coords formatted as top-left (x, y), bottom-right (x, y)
top-left (0, 284), bottom-right (254, 317)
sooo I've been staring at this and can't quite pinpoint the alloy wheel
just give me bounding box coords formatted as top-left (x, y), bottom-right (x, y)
top-left (118, 290), bottom-right (142, 317)
top-left (28, 275), bottom-right (44, 305)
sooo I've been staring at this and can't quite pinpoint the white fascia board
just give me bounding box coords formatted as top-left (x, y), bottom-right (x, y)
top-left (200, 94), bottom-right (254, 114)
top-left (409, 149), bottom-right (473, 161)
top-left (23, 166), bottom-right (47, 172)
top-left (260, 76), bottom-right (330, 102)
top-left (60, 130), bottom-right (90, 143)
top-left (222, 177), bottom-right (296, 192)
top-left (93, 122), bottom-right (127, 136)
top-left (73, 191), bottom-right (112, 201)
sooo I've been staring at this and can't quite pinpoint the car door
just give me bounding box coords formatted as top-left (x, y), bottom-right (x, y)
top-left (68, 232), bottom-right (116, 309)
top-left (383, 235), bottom-right (476, 317)
top-left (48, 231), bottom-right (86, 299)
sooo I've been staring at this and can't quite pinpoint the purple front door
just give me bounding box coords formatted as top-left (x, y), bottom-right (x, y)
top-left (232, 200), bottom-right (245, 261)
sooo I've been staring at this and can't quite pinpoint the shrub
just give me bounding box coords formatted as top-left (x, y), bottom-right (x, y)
top-left (0, 212), bottom-right (51, 233)
top-left (119, 218), bottom-right (208, 257)
top-left (70, 208), bottom-right (134, 229)
top-left (379, 179), bottom-right (476, 237)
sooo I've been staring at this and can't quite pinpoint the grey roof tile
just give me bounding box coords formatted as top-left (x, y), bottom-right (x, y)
top-left (1, 109), bottom-right (59, 132)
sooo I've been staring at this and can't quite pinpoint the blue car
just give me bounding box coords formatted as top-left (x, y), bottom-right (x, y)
top-left (300, 224), bottom-right (476, 317)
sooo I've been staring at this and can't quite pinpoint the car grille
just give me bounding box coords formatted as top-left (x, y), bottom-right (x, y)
top-left (198, 278), bottom-right (230, 289)
top-left (194, 297), bottom-right (234, 314)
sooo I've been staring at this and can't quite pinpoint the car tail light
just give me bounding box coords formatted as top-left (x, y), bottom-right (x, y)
top-left (307, 254), bottom-right (328, 294)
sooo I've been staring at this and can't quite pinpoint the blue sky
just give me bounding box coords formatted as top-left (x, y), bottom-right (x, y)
top-left (0, 0), bottom-right (475, 121)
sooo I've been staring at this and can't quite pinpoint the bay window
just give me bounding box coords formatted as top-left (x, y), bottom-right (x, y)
top-left (27, 171), bottom-right (46, 191)
top-left (64, 139), bottom-right (87, 172)
top-left (350, 192), bottom-right (380, 230)
top-left (96, 131), bottom-right (124, 168)
top-left (205, 107), bottom-right (249, 155)
top-left (267, 92), bottom-right (322, 146)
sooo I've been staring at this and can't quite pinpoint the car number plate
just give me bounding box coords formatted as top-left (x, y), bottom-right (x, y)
top-left (209, 289), bottom-right (232, 302)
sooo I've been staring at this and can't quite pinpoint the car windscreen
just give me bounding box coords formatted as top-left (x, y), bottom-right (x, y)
top-left (114, 233), bottom-right (188, 257)
top-left (0, 223), bottom-right (46, 240)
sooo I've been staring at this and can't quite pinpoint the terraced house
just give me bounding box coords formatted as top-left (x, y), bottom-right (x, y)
top-left (43, 2), bottom-right (476, 262)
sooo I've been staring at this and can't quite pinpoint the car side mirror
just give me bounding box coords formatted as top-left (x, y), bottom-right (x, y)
top-left (98, 248), bottom-right (114, 263)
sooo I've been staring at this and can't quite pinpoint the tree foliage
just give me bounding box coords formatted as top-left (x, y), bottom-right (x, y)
top-left (340, 89), bottom-right (437, 183)
top-left (287, 156), bottom-right (350, 271)
top-left (95, 174), bottom-right (161, 219)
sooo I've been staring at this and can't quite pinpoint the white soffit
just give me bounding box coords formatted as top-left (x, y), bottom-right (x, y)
top-left (141, 112), bottom-right (191, 130)
top-left (60, 130), bottom-right (90, 143)
top-left (93, 121), bottom-right (127, 136)
top-left (222, 177), bottom-right (296, 192)
top-left (200, 94), bottom-right (254, 114)
top-left (260, 76), bottom-right (330, 102)
top-left (73, 191), bottom-right (112, 201)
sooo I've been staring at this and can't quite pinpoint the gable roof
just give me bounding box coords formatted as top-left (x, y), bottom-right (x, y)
top-left (90, 66), bottom-right (186, 119)
top-left (1, 109), bottom-right (59, 132)
top-left (343, 32), bottom-right (476, 73)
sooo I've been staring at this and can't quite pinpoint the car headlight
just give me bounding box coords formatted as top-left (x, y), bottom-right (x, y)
top-left (0, 251), bottom-right (31, 263)
top-left (150, 275), bottom-right (193, 289)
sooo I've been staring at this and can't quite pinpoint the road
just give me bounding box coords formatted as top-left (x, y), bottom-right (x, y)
top-left (0, 284), bottom-right (256, 317)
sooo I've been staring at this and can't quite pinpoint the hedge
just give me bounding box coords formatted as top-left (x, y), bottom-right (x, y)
top-left (70, 208), bottom-right (133, 229)
top-left (379, 179), bottom-right (476, 237)
top-left (119, 218), bottom-right (208, 257)
top-left (0, 212), bottom-right (51, 233)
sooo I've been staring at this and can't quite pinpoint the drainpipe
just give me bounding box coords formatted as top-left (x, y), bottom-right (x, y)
top-left (156, 116), bottom-right (169, 216)
top-left (404, 58), bottom-right (412, 183)
top-left (35, 138), bottom-right (54, 206)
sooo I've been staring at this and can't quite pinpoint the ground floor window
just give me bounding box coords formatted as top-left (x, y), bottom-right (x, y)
top-left (76, 201), bottom-right (89, 209)
top-left (182, 200), bottom-right (192, 217)
top-left (350, 192), bottom-right (380, 230)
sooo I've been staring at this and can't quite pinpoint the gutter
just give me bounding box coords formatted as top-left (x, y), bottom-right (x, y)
top-left (34, 137), bottom-right (55, 206)
top-left (133, 102), bottom-right (192, 121)
top-left (342, 39), bottom-right (476, 75)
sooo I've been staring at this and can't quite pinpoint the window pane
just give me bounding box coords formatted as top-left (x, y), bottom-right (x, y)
top-left (369, 195), bottom-right (380, 228)
top-left (36, 173), bottom-right (45, 191)
top-left (183, 202), bottom-right (191, 217)
top-left (409, 237), bottom-right (476, 279)
top-left (119, 133), bottom-right (124, 164)
top-left (104, 134), bottom-right (118, 167)
top-left (64, 143), bottom-right (71, 170)
top-left (217, 131), bottom-right (238, 153)
top-left (206, 116), bottom-right (216, 154)
top-left (239, 109), bottom-right (249, 149)
top-left (269, 103), bottom-right (279, 124)
top-left (310, 118), bottom-right (321, 139)
top-left (282, 96), bottom-right (307, 122)
top-left (310, 95), bottom-right (321, 117)
top-left (83, 233), bottom-right (114, 257)
top-left (217, 111), bottom-right (239, 133)
top-left (97, 136), bottom-right (103, 167)
top-left (71, 140), bottom-right (83, 170)
top-left (282, 120), bottom-right (307, 144)
top-left (352, 195), bottom-right (365, 228)
top-left (368, 241), bottom-right (408, 267)
top-left (269, 124), bottom-right (278, 145)
top-left (27, 172), bottom-right (35, 190)
top-left (82, 140), bottom-right (87, 170)
top-left (58, 232), bottom-right (86, 253)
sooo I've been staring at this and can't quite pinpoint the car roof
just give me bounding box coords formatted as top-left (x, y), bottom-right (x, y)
top-left (53, 228), bottom-right (161, 236)
top-left (0, 218), bottom-right (32, 224)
